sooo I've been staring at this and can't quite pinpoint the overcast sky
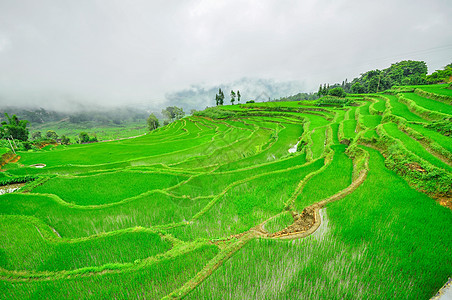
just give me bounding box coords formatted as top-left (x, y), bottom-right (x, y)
top-left (0, 0), bottom-right (451, 110)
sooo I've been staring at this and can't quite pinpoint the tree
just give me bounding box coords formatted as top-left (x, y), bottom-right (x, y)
top-left (147, 113), bottom-right (159, 131)
top-left (89, 134), bottom-right (98, 142)
top-left (45, 130), bottom-right (58, 140)
top-left (351, 82), bottom-right (365, 94)
top-left (31, 131), bottom-right (42, 140)
top-left (161, 106), bottom-right (185, 122)
top-left (328, 87), bottom-right (346, 98)
top-left (230, 90), bottom-right (236, 105)
top-left (237, 90), bottom-right (241, 104)
top-left (218, 88), bottom-right (225, 105)
top-left (61, 135), bottom-right (70, 145)
top-left (0, 113), bottom-right (29, 141)
top-left (426, 63), bottom-right (452, 84)
top-left (79, 132), bottom-right (90, 143)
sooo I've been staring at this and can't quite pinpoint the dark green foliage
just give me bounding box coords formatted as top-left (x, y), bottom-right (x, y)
top-left (79, 132), bottom-right (89, 143)
top-left (351, 81), bottom-right (365, 93)
top-left (328, 87), bottom-right (346, 98)
top-left (60, 135), bottom-right (70, 145)
top-left (215, 88), bottom-right (225, 106)
top-left (0, 175), bottom-right (37, 186)
top-left (0, 113), bottom-right (29, 141)
top-left (349, 60), bottom-right (428, 94)
top-left (277, 92), bottom-right (318, 102)
top-left (45, 130), bottom-right (58, 140)
top-left (162, 106), bottom-right (185, 122)
top-left (426, 63), bottom-right (452, 84)
top-left (78, 132), bottom-right (97, 143)
top-left (31, 131), bottom-right (42, 140)
top-left (230, 90), bottom-right (236, 105)
top-left (147, 113), bottom-right (159, 131)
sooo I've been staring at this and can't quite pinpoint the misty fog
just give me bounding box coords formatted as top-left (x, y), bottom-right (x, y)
top-left (0, 0), bottom-right (451, 112)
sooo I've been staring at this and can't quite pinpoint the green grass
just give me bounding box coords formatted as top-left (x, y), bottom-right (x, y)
top-left (1, 96), bottom-right (451, 298)
top-left (409, 123), bottom-right (452, 153)
top-left (216, 121), bottom-right (303, 171)
top-left (342, 119), bottom-right (357, 139)
top-left (362, 115), bottom-right (382, 129)
top-left (32, 171), bottom-right (188, 205)
top-left (402, 93), bottom-right (452, 114)
top-left (359, 101), bottom-right (371, 115)
top-left (310, 127), bottom-right (327, 159)
top-left (418, 84), bottom-right (452, 97)
top-left (0, 192), bottom-right (212, 238)
top-left (1, 244), bottom-right (219, 299)
top-left (385, 94), bottom-right (426, 122)
top-left (384, 123), bottom-right (452, 172)
top-left (295, 145), bottom-right (353, 210)
top-left (0, 216), bottom-right (171, 271)
top-left (363, 129), bottom-right (379, 139)
top-left (371, 97), bottom-right (386, 112)
top-left (169, 153), bottom-right (307, 199)
top-left (187, 148), bottom-right (451, 299)
top-left (263, 211), bottom-right (293, 233)
top-left (168, 159), bottom-right (325, 241)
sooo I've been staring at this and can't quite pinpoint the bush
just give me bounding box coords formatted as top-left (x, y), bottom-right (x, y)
top-left (328, 87), bottom-right (346, 98)
top-left (61, 135), bottom-right (70, 145)
top-left (79, 132), bottom-right (90, 143)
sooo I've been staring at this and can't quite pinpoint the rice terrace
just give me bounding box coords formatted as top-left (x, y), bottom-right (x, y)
top-left (0, 73), bottom-right (451, 299)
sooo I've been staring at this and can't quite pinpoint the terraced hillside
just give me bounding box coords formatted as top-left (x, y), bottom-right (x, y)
top-left (0, 84), bottom-right (451, 299)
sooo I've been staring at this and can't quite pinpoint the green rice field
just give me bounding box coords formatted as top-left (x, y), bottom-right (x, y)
top-left (1, 87), bottom-right (451, 299)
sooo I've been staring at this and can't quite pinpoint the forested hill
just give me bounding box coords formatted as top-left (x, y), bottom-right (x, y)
top-left (318, 60), bottom-right (452, 95)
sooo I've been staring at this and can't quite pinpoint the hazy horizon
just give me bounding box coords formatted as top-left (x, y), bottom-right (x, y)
top-left (0, 0), bottom-right (451, 111)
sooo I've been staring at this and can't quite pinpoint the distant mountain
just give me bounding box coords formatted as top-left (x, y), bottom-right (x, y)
top-left (164, 77), bottom-right (307, 111)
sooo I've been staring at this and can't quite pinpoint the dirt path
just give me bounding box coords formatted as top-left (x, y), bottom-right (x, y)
top-left (261, 159), bottom-right (368, 240)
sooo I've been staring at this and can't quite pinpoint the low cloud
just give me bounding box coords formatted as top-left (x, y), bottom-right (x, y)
top-left (0, 0), bottom-right (451, 109)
